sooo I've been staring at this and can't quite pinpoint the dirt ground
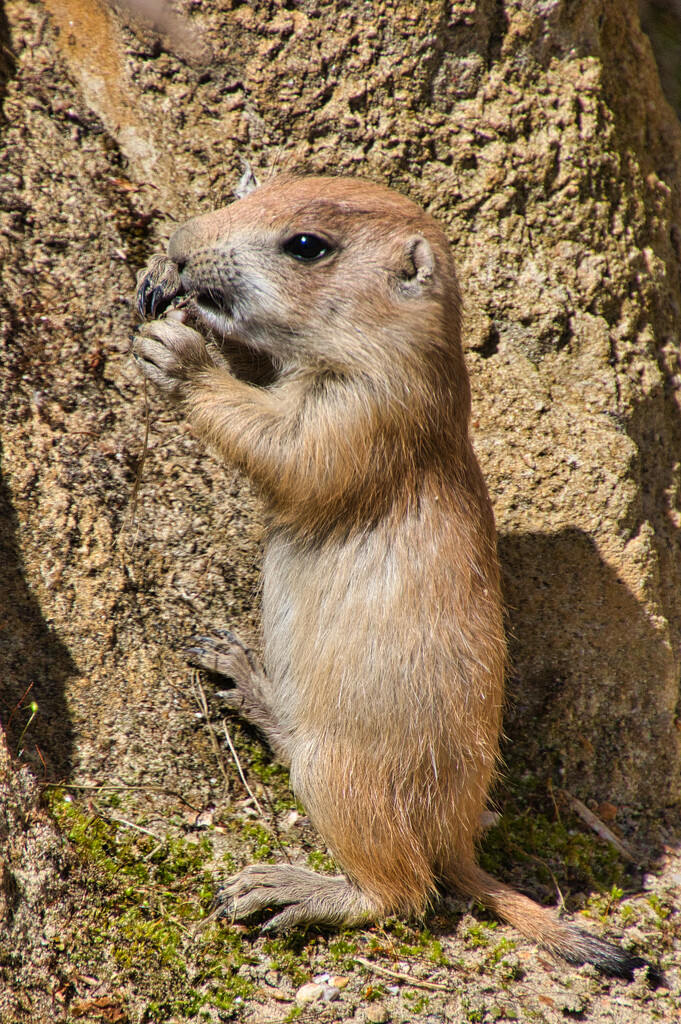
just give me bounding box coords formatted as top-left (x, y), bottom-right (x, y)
top-left (1, 1), bottom-right (680, 1022)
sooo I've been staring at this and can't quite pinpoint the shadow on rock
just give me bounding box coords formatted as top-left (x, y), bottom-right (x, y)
top-left (499, 526), bottom-right (679, 811)
top-left (0, 456), bottom-right (76, 780)
top-left (0, 1), bottom-right (16, 99)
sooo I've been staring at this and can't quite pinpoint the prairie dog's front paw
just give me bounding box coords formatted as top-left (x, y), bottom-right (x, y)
top-left (136, 254), bottom-right (183, 319)
top-left (132, 318), bottom-right (214, 399)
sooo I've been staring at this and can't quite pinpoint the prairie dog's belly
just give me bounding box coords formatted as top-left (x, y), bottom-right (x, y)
top-left (262, 526), bottom-right (412, 710)
top-left (262, 527), bottom-right (399, 730)
top-left (261, 520), bottom-right (492, 752)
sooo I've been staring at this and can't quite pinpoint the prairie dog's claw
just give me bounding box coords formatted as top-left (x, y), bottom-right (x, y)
top-left (136, 254), bottom-right (183, 319)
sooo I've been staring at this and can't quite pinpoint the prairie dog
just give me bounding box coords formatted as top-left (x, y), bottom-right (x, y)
top-left (132, 175), bottom-right (656, 980)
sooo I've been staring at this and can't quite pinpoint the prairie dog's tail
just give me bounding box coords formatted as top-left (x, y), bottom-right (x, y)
top-left (448, 861), bottom-right (662, 985)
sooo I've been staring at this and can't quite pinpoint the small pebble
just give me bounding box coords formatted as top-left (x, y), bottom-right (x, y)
top-left (266, 988), bottom-right (290, 1002)
top-left (193, 806), bottom-right (215, 829)
top-left (296, 983), bottom-right (325, 1005)
top-left (479, 809), bottom-right (501, 828)
top-left (596, 800), bottom-right (617, 823)
top-left (365, 1005), bottom-right (390, 1023)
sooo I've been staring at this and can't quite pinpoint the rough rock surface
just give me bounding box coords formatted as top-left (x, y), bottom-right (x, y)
top-left (0, 730), bottom-right (78, 1023)
top-left (1, 1), bottom-right (680, 1021)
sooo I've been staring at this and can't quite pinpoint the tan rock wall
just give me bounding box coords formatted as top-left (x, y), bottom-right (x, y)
top-left (1, 0), bottom-right (680, 817)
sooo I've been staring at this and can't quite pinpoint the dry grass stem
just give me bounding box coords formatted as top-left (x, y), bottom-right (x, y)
top-left (191, 671), bottom-right (231, 793)
top-left (354, 956), bottom-right (453, 992)
top-left (222, 719), bottom-right (265, 818)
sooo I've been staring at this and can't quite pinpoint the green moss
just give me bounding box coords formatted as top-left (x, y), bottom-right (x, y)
top-left (222, 850), bottom-right (239, 873)
top-left (238, 820), bottom-right (276, 862)
top-left (403, 992), bottom-right (430, 1012)
top-left (306, 850), bottom-right (337, 873)
top-left (619, 902), bottom-right (639, 924)
top-left (460, 993), bottom-right (486, 1022)
top-left (647, 894), bottom-right (671, 921)
top-left (362, 983), bottom-right (387, 1002)
top-left (479, 807), bottom-right (626, 898)
top-left (328, 937), bottom-right (358, 970)
top-left (489, 936), bottom-right (516, 963)
top-left (428, 939), bottom-right (451, 966)
top-left (484, 937), bottom-right (522, 982)
top-left (261, 933), bottom-right (317, 986)
top-left (364, 921), bottom-right (455, 972)
top-left (583, 884), bottom-right (624, 921)
top-left (47, 790), bottom-right (258, 1021)
top-left (490, 1004), bottom-right (518, 1020)
top-left (465, 922), bottom-right (492, 949)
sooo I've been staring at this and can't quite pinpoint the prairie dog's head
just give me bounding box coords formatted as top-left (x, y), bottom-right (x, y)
top-left (167, 175), bottom-right (463, 380)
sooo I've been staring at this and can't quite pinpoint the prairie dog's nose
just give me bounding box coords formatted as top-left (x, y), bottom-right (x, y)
top-left (168, 206), bottom-right (235, 263)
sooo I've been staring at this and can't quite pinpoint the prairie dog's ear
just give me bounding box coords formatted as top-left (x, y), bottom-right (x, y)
top-left (396, 236), bottom-right (436, 296)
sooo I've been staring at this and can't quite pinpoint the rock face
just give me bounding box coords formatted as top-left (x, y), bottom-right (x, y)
top-left (1, 0), bottom-right (680, 853)
top-left (2, 0), bottom-right (681, 1019)
top-left (0, 731), bottom-right (76, 1024)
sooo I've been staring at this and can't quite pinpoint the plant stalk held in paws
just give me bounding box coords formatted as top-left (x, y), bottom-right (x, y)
top-left (132, 174), bottom-right (661, 985)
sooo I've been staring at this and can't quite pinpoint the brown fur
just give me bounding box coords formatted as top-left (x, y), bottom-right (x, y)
top-left (132, 175), bottom-right (657, 981)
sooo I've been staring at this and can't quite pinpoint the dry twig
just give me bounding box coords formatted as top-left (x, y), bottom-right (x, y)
top-left (222, 719), bottom-right (265, 818)
top-left (562, 791), bottom-right (635, 862)
top-left (192, 671), bottom-right (231, 792)
top-left (354, 956), bottom-right (452, 992)
top-left (102, 814), bottom-right (159, 840)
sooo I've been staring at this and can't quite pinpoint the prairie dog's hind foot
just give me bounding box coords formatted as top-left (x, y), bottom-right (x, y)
top-left (215, 864), bottom-right (378, 932)
top-left (187, 629), bottom-right (264, 686)
top-left (189, 626), bottom-right (266, 684)
top-left (187, 630), bottom-right (289, 760)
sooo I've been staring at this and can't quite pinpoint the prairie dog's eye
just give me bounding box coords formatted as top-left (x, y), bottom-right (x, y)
top-left (282, 234), bottom-right (332, 261)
